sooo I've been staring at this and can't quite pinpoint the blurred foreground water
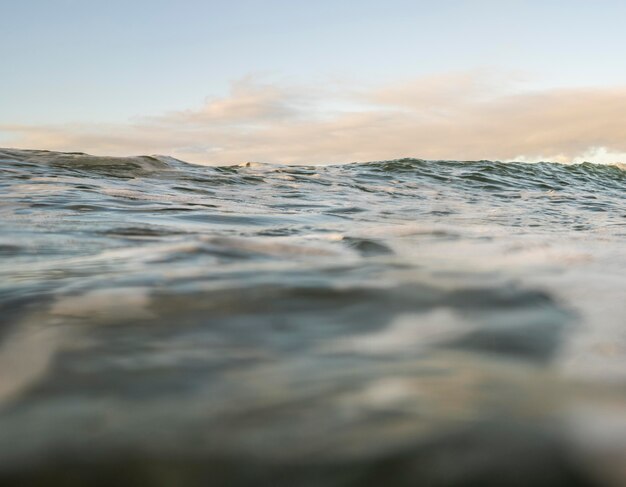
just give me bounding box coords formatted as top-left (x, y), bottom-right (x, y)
top-left (0, 148), bottom-right (625, 486)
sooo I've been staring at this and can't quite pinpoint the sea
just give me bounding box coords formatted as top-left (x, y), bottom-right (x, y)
top-left (0, 147), bottom-right (625, 486)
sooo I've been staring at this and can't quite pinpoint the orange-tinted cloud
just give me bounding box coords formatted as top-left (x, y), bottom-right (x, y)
top-left (2, 72), bottom-right (626, 165)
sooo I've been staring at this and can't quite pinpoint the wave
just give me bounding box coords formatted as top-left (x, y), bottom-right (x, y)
top-left (0, 148), bottom-right (177, 177)
top-left (1, 146), bottom-right (625, 485)
top-left (2, 147), bottom-right (624, 198)
top-left (3, 147), bottom-right (625, 171)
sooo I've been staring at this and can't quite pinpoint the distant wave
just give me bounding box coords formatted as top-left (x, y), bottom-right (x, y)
top-left (2, 147), bottom-right (624, 196)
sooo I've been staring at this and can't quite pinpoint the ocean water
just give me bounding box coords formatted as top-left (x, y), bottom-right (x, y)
top-left (0, 147), bottom-right (625, 486)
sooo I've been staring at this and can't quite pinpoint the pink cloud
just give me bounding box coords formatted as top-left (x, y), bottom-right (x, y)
top-left (3, 72), bottom-right (626, 165)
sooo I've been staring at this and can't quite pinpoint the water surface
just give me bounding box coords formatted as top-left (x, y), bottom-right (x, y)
top-left (1, 148), bottom-right (625, 486)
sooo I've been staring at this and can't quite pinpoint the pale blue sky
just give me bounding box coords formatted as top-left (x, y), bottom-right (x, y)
top-left (2, 0), bottom-right (626, 126)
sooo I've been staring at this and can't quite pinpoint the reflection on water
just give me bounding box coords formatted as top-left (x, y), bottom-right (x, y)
top-left (0, 148), bottom-right (625, 485)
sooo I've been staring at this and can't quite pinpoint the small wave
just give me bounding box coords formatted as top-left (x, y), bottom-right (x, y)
top-left (0, 148), bottom-right (175, 178)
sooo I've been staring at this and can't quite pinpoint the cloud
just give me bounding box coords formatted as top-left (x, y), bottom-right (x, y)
top-left (154, 77), bottom-right (311, 126)
top-left (2, 72), bottom-right (626, 165)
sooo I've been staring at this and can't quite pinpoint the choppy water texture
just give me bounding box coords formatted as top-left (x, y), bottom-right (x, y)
top-left (1, 148), bottom-right (625, 486)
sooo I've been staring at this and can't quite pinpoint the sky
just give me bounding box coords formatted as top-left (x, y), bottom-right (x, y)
top-left (1, 0), bottom-right (626, 164)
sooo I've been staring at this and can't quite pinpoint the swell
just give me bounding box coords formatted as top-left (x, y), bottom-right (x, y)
top-left (2, 147), bottom-right (624, 197)
top-left (0, 148), bottom-right (177, 178)
top-left (3, 147), bottom-right (624, 173)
